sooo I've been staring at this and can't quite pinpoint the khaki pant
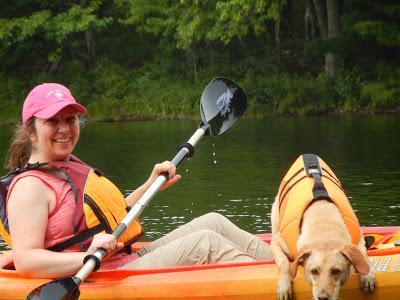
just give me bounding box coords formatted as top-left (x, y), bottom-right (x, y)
top-left (119, 212), bottom-right (272, 269)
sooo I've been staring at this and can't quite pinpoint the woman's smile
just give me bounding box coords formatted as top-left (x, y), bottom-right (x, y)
top-left (53, 137), bottom-right (72, 144)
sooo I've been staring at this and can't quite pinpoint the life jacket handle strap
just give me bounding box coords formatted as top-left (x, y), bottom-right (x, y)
top-left (302, 154), bottom-right (330, 201)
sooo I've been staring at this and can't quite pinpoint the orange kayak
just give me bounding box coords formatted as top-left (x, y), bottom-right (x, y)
top-left (1, 226), bottom-right (399, 299)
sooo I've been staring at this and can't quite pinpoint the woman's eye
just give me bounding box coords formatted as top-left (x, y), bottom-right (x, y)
top-left (67, 116), bottom-right (77, 123)
top-left (46, 118), bottom-right (58, 124)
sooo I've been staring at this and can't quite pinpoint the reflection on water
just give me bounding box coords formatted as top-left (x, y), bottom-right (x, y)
top-left (136, 196), bottom-right (272, 240)
top-left (1, 116), bottom-right (400, 248)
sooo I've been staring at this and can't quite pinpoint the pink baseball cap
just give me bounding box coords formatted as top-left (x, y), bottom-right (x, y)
top-left (22, 83), bottom-right (87, 123)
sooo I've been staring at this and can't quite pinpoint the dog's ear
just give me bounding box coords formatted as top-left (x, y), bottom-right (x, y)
top-left (290, 247), bottom-right (311, 278)
top-left (340, 244), bottom-right (370, 275)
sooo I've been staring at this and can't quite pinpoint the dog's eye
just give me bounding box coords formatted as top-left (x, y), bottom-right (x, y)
top-left (311, 269), bottom-right (319, 275)
top-left (331, 268), bottom-right (341, 276)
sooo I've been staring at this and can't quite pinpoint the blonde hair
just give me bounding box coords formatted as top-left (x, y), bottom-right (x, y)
top-left (5, 119), bottom-right (36, 169)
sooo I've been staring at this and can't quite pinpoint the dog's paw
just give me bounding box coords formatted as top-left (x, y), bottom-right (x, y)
top-left (360, 272), bottom-right (376, 293)
top-left (277, 275), bottom-right (292, 300)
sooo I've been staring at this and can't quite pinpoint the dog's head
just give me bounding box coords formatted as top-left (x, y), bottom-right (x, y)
top-left (290, 244), bottom-right (370, 300)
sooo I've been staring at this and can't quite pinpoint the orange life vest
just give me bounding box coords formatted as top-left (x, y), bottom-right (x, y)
top-left (0, 156), bottom-right (143, 251)
top-left (277, 154), bottom-right (361, 257)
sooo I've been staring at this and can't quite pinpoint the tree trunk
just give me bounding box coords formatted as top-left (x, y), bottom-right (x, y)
top-left (189, 46), bottom-right (198, 84)
top-left (312, 0), bottom-right (328, 38)
top-left (304, 0), bottom-right (316, 43)
top-left (284, 0), bottom-right (295, 40)
top-left (325, 0), bottom-right (339, 78)
top-left (47, 57), bottom-right (63, 74)
top-left (85, 30), bottom-right (96, 64)
top-left (312, 0), bottom-right (339, 78)
top-left (275, 16), bottom-right (281, 73)
top-left (81, 0), bottom-right (95, 65)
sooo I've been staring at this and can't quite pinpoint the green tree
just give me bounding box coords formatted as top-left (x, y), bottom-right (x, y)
top-left (122, 0), bottom-right (286, 82)
top-left (0, 0), bottom-right (112, 75)
top-left (337, 0), bottom-right (400, 108)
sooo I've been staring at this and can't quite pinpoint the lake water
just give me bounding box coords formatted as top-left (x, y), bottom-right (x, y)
top-left (1, 116), bottom-right (400, 250)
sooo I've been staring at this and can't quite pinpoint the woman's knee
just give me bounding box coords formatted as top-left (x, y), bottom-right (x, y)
top-left (200, 212), bottom-right (229, 225)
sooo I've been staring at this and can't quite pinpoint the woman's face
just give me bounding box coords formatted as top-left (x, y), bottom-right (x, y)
top-left (31, 106), bottom-right (80, 161)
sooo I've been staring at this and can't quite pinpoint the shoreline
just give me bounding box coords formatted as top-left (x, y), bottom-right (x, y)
top-left (1, 107), bottom-right (400, 126)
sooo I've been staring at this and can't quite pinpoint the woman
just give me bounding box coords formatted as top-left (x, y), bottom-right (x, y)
top-left (2, 83), bottom-right (271, 278)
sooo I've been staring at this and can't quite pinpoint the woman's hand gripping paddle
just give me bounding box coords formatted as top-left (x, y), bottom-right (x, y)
top-left (25, 77), bottom-right (247, 300)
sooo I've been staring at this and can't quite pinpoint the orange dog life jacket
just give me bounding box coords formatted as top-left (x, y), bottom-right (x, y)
top-left (277, 154), bottom-right (361, 257)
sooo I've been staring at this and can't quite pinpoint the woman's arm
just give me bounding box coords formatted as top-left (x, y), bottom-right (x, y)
top-left (8, 177), bottom-right (122, 278)
top-left (125, 161), bottom-right (181, 208)
top-left (8, 176), bottom-right (86, 277)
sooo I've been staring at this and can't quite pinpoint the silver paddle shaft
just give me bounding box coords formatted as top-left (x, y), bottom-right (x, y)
top-left (75, 127), bottom-right (206, 282)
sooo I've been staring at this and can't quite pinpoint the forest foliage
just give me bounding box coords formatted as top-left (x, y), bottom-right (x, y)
top-left (0, 0), bottom-right (399, 123)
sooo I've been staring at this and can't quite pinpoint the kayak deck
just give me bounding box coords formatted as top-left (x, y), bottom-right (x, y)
top-left (1, 226), bottom-right (399, 299)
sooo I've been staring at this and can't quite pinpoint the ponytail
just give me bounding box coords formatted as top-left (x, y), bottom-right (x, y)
top-left (4, 119), bottom-right (35, 169)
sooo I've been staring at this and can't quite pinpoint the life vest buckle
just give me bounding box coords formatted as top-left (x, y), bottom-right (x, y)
top-left (307, 167), bottom-right (320, 176)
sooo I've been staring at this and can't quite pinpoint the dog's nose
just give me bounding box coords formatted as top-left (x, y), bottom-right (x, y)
top-left (318, 295), bottom-right (329, 300)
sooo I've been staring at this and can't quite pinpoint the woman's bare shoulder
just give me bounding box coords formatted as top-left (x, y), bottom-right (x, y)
top-left (8, 175), bottom-right (54, 206)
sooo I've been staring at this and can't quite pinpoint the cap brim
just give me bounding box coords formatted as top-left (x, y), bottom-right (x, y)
top-left (33, 102), bottom-right (87, 120)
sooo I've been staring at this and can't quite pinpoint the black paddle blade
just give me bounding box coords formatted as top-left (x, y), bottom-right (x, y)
top-left (200, 77), bottom-right (247, 136)
top-left (25, 276), bottom-right (80, 300)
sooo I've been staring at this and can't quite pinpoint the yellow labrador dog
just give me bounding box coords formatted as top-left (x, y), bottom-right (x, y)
top-left (270, 154), bottom-right (375, 300)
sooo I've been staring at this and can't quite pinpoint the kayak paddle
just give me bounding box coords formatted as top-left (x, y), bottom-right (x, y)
top-left (25, 76), bottom-right (247, 300)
